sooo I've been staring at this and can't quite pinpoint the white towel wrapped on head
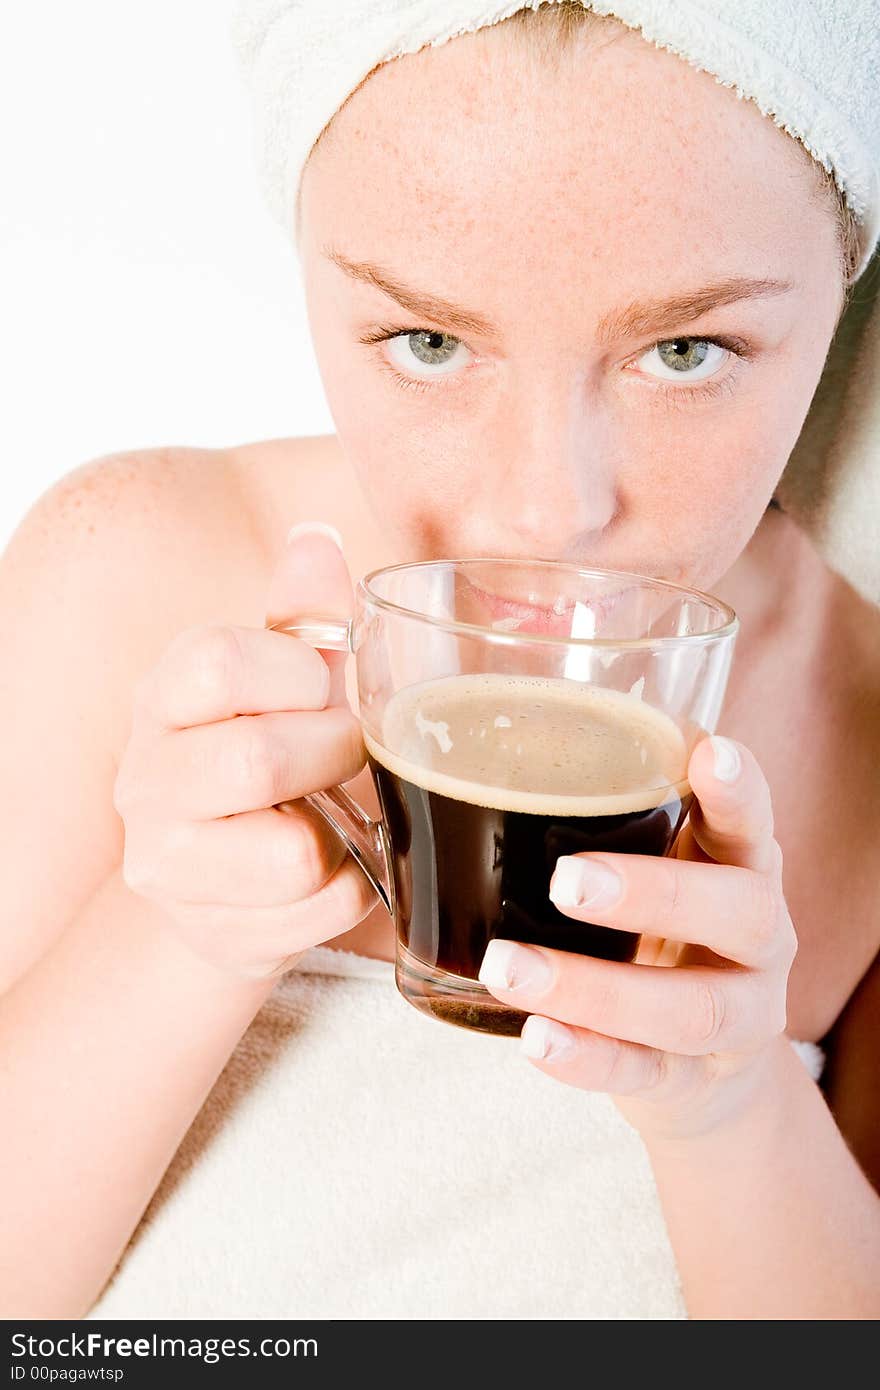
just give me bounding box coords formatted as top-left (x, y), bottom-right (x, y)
top-left (230, 0), bottom-right (880, 606)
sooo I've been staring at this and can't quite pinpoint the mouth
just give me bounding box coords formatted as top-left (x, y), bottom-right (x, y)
top-left (466, 581), bottom-right (635, 638)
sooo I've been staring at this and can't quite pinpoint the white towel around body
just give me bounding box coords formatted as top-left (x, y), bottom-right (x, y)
top-left (87, 946), bottom-right (823, 1321)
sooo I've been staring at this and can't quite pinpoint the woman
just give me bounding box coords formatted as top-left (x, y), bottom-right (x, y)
top-left (1, 1), bottom-right (878, 1319)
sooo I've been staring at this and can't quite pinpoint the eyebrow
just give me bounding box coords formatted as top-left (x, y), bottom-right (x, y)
top-left (323, 246), bottom-right (794, 343)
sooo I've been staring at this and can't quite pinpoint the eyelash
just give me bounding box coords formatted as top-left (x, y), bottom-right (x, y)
top-left (357, 324), bottom-right (755, 402)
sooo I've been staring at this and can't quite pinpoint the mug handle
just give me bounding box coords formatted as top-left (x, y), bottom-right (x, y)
top-left (266, 618), bottom-right (393, 915)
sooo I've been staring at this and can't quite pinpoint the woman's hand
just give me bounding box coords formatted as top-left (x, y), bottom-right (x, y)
top-left (113, 527), bottom-right (378, 982)
top-left (478, 735), bottom-right (798, 1142)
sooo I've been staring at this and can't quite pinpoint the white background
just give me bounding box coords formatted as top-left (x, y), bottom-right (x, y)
top-left (0, 0), bottom-right (334, 554)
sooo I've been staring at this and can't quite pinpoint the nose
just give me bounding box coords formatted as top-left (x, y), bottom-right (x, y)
top-left (478, 376), bottom-right (619, 558)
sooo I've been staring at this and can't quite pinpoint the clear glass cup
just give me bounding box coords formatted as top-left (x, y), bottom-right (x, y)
top-left (268, 559), bottom-right (738, 1036)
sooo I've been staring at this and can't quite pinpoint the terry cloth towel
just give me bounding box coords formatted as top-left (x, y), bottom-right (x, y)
top-left (86, 945), bottom-right (825, 1320)
top-left (229, 0), bottom-right (880, 607)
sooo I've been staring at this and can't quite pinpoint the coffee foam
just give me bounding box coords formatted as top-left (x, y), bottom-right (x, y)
top-left (364, 674), bottom-right (692, 817)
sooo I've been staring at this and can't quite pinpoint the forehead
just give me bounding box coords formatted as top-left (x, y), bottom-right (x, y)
top-left (301, 20), bottom-right (825, 297)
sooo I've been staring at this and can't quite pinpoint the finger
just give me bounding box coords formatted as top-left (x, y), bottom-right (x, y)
top-left (168, 856), bottom-right (380, 979)
top-left (478, 941), bottom-right (783, 1054)
top-left (122, 801), bottom-right (350, 907)
top-left (270, 852), bottom-right (382, 950)
top-left (547, 852), bottom-right (787, 968)
top-left (686, 736), bottom-right (780, 876)
top-left (519, 1016), bottom-right (705, 1102)
top-left (134, 624), bottom-right (332, 732)
top-left (120, 707), bottom-right (366, 820)
top-left (265, 524), bottom-right (355, 707)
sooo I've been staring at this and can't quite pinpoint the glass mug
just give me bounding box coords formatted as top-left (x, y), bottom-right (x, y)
top-left (268, 559), bottom-right (738, 1037)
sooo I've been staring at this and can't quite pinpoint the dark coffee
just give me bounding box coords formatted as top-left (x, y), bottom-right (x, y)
top-left (366, 674), bottom-right (693, 1034)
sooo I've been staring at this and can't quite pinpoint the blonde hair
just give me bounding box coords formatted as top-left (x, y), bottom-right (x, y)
top-left (502, 1), bottom-right (863, 300)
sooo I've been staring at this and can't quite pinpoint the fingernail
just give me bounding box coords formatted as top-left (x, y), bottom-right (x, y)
top-left (286, 521), bottom-right (344, 550)
top-left (520, 1015), bottom-right (577, 1061)
top-left (478, 939), bottom-right (553, 993)
top-left (710, 735), bottom-right (741, 784)
top-left (549, 856), bottom-right (622, 910)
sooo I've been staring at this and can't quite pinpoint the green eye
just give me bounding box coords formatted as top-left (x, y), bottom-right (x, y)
top-left (639, 337), bottom-right (728, 383)
top-left (385, 330), bottom-right (470, 377)
top-left (403, 331), bottom-right (462, 366)
top-left (656, 338), bottom-right (712, 372)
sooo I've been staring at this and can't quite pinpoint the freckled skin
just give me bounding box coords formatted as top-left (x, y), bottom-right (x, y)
top-left (50, 448), bottom-right (173, 538)
top-left (296, 17), bottom-right (842, 597)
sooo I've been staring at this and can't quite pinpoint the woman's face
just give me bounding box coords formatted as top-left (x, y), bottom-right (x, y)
top-left (299, 19), bottom-right (843, 593)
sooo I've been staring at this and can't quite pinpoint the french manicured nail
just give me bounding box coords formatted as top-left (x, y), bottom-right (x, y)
top-left (520, 1015), bottom-right (578, 1061)
top-left (478, 939), bottom-right (553, 993)
top-left (286, 520), bottom-right (344, 549)
top-left (549, 856), bottom-right (622, 910)
top-left (710, 735), bottom-right (741, 784)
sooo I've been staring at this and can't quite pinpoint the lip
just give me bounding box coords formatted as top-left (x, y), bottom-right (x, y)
top-left (469, 582), bottom-right (632, 637)
top-left (360, 558), bottom-right (738, 650)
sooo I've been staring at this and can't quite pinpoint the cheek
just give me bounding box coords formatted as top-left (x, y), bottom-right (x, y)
top-left (622, 394), bottom-right (788, 589)
top-left (647, 336), bottom-right (834, 581)
top-left (308, 312), bottom-right (476, 540)
top-left (313, 355), bottom-right (462, 544)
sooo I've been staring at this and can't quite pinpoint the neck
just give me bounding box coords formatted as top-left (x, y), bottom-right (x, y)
top-left (716, 507), bottom-right (830, 641)
top-left (711, 507), bottom-right (836, 726)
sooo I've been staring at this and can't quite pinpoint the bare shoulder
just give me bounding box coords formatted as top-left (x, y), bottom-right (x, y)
top-left (49, 433), bottom-right (336, 597)
top-left (41, 442), bottom-right (260, 611)
top-left (27, 443), bottom-right (244, 561)
top-left (0, 442), bottom-right (264, 984)
top-left (47, 441), bottom-right (259, 550)
top-left (7, 439), bottom-right (331, 760)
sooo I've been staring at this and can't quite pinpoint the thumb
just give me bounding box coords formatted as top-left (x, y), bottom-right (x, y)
top-left (684, 735), bottom-right (778, 875)
top-left (264, 522), bottom-right (354, 706)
